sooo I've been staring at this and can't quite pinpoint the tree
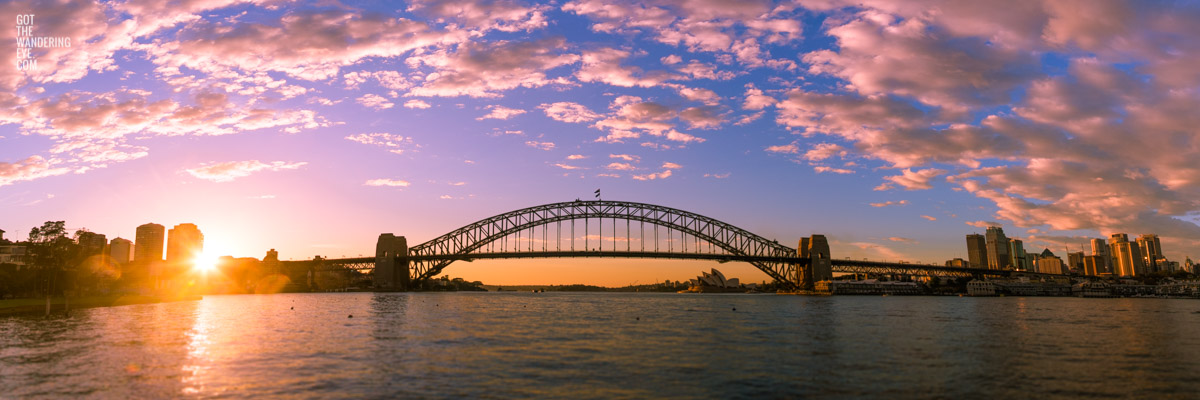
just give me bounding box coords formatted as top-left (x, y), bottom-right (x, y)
top-left (26, 221), bottom-right (81, 307)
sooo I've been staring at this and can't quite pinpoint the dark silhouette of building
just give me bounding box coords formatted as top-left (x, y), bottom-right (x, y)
top-left (134, 223), bottom-right (165, 262)
top-left (110, 237), bottom-right (132, 264)
top-left (985, 226), bottom-right (1011, 270)
top-left (77, 231), bottom-right (107, 257)
top-left (966, 233), bottom-right (986, 269)
top-left (166, 223), bottom-right (204, 264)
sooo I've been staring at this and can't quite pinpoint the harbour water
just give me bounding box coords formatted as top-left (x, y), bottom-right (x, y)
top-left (2, 293), bottom-right (1199, 399)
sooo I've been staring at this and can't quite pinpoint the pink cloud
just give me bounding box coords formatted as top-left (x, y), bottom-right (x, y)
top-left (0, 156), bottom-right (71, 187)
top-left (813, 166), bottom-right (854, 174)
top-left (576, 47), bottom-right (678, 88)
top-left (525, 141), bottom-right (555, 150)
top-left (540, 102), bottom-right (603, 123)
top-left (345, 133), bottom-right (417, 155)
top-left (477, 105), bottom-right (527, 120)
top-left (407, 0), bottom-right (550, 33)
top-left (606, 162), bottom-right (638, 171)
top-left (632, 169), bottom-right (673, 181)
top-left (765, 144), bottom-right (798, 154)
top-left (407, 37), bottom-right (578, 97)
top-left (678, 106), bottom-right (725, 129)
top-left (357, 94), bottom-right (395, 110)
top-left (404, 99), bottom-right (432, 109)
top-left (364, 178), bottom-right (411, 187)
top-left (148, 10), bottom-right (465, 81)
top-left (185, 160), bottom-right (307, 182)
top-left (803, 143), bottom-right (847, 161)
top-left (869, 200), bottom-right (908, 208)
top-left (878, 168), bottom-right (946, 191)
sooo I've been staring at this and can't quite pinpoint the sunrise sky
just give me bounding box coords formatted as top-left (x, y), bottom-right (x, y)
top-left (4, 0), bottom-right (1200, 285)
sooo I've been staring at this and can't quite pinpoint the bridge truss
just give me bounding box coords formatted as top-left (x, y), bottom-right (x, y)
top-left (297, 200), bottom-right (1050, 289)
top-left (407, 200), bottom-right (800, 285)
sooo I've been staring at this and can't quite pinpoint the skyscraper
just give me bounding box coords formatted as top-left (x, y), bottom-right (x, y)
top-left (1109, 233), bottom-right (1145, 277)
top-left (1136, 234), bottom-right (1163, 272)
top-left (966, 233), bottom-right (987, 269)
top-left (985, 226), bottom-right (1011, 270)
top-left (1009, 239), bottom-right (1027, 270)
top-left (76, 231), bottom-right (107, 257)
top-left (1090, 238), bottom-right (1112, 274)
top-left (166, 223), bottom-right (205, 265)
top-left (134, 223), bottom-right (166, 262)
top-left (1067, 252), bottom-right (1085, 274)
top-left (110, 237), bottom-right (132, 264)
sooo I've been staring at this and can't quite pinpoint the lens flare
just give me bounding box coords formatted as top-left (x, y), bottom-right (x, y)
top-left (193, 253), bottom-right (220, 274)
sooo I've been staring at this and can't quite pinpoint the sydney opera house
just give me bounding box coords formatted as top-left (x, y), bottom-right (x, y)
top-left (683, 268), bottom-right (743, 292)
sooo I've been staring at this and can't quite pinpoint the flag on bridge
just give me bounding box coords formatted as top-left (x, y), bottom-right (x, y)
top-left (594, 189), bottom-right (600, 198)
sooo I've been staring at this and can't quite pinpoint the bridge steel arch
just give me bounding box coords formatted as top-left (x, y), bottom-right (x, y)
top-left (406, 200), bottom-right (801, 287)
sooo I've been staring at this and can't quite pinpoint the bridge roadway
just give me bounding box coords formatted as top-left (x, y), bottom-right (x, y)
top-left (285, 199), bottom-right (1066, 290)
top-left (298, 252), bottom-right (1023, 279)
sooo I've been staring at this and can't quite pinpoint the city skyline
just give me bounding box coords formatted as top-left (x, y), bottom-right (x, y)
top-left (5, 1), bottom-right (1200, 285)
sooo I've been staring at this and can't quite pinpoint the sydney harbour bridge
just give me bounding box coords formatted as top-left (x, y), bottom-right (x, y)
top-left (282, 200), bottom-right (1051, 291)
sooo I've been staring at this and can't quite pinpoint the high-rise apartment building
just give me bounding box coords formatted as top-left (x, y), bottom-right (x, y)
top-left (1109, 233), bottom-right (1145, 277)
top-left (1136, 234), bottom-right (1163, 272)
top-left (1067, 252), bottom-right (1085, 274)
top-left (77, 231), bottom-right (107, 257)
top-left (134, 223), bottom-right (166, 263)
top-left (966, 234), bottom-right (987, 269)
top-left (1009, 239), bottom-right (1027, 270)
top-left (166, 223), bottom-right (204, 265)
top-left (985, 226), bottom-right (1011, 270)
top-left (110, 237), bottom-right (132, 264)
top-left (1083, 255), bottom-right (1106, 276)
top-left (1090, 238), bottom-right (1112, 274)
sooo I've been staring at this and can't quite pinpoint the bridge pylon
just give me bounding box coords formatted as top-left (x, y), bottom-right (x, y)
top-left (796, 235), bottom-right (833, 290)
top-left (375, 234), bottom-right (411, 291)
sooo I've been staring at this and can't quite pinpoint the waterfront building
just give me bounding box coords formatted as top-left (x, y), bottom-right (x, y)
top-left (985, 227), bottom-right (1011, 270)
top-left (134, 223), bottom-right (167, 291)
top-left (0, 244), bottom-right (26, 267)
top-left (945, 258), bottom-right (967, 268)
top-left (1109, 234), bottom-right (1145, 277)
top-left (110, 237), bottom-right (132, 264)
top-left (825, 279), bottom-right (923, 295)
top-left (1067, 252), bottom-right (1085, 274)
top-left (1037, 249), bottom-right (1065, 274)
top-left (1009, 239), bottom-right (1028, 271)
top-left (1187, 257), bottom-right (1195, 274)
top-left (1083, 255), bottom-right (1106, 276)
top-left (1091, 238), bottom-right (1112, 274)
top-left (967, 280), bottom-right (997, 296)
top-left (166, 223), bottom-right (205, 265)
top-left (263, 249), bottom-right (281, 275)
top-left (966, 234), bottom-right (987, 269)
top-left (686, 268), bottom-right (741, 291)
top-left (1159, 259), bottom-right (1178, 273)
top-left (77, 231), bottom-right (108, 258)
top-left (134, 223), bottom-right (166, 262)
top-left (1136, 234), bottom-right (1163, 272)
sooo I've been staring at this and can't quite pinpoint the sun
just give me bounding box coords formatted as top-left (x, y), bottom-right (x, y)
top-left (192, 251), bottom-right (221, 274)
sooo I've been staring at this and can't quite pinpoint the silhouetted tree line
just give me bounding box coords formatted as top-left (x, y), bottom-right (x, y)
top-left (0, 221), bottom-right (123, 300)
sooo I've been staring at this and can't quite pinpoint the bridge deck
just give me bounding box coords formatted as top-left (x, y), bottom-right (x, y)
top-left (298, 252), bottom-right (1041, 278)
